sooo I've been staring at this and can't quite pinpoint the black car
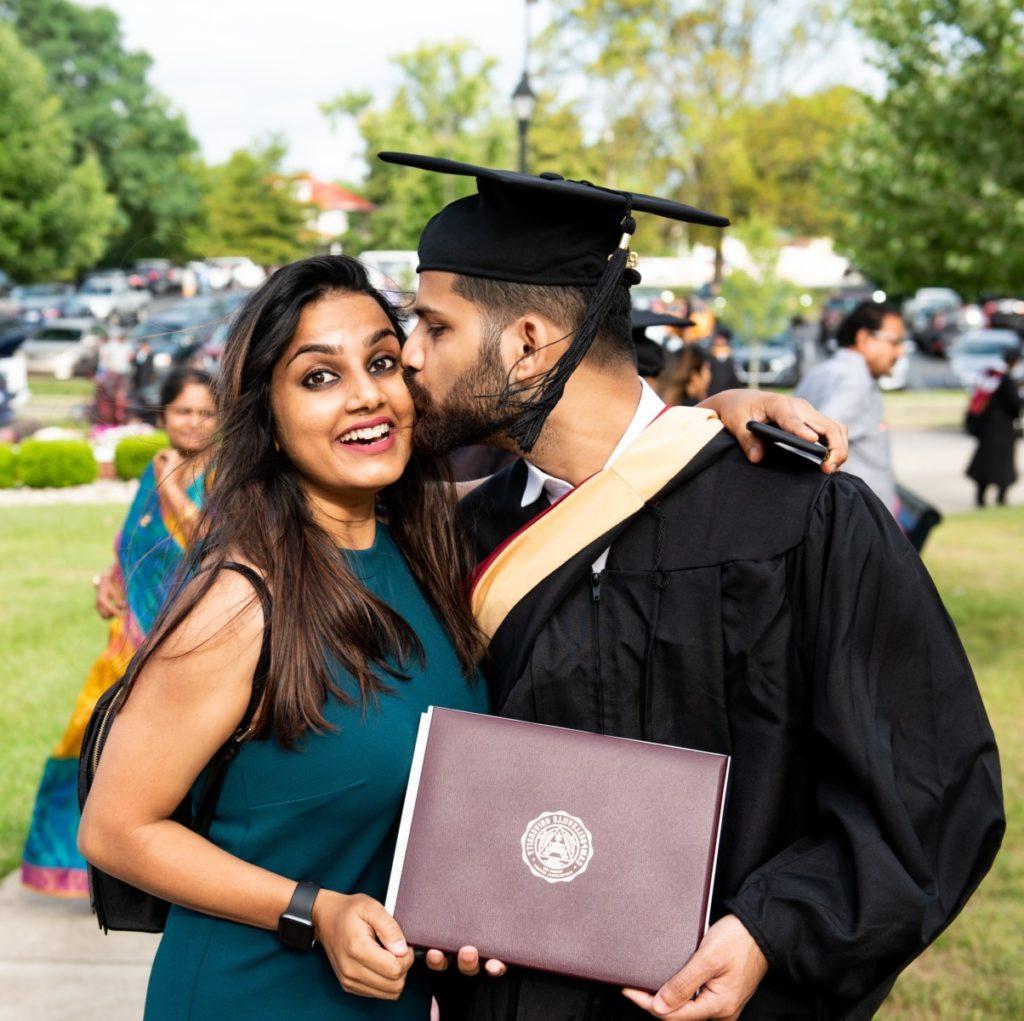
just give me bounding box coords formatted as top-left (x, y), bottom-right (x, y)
top-left (130, 259), bottom-right (176, 295)
top-left (983, 298), bottom-right (1024, 337)
top-left (0, 315), bottom-right (31, 358)
top-left (818, 289), bottom-right (875, 348)
top-left (730, 334), bottom-right (803, 388)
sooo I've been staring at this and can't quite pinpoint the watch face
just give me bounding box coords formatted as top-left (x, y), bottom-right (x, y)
top-left (279, 911), bottom-right (315, 949)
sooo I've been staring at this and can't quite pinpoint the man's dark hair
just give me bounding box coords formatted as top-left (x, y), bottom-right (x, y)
top-left (837, 301), bottom-right (902, 348)
top-left (452, 275), bottom-right (634, 368)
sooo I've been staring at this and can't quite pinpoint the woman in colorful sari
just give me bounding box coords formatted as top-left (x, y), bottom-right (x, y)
top-left (21, 367), bottom-right (218, 897)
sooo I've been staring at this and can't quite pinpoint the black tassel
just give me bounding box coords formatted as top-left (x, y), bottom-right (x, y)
top-left (502, 213), bottom-right (639, 453)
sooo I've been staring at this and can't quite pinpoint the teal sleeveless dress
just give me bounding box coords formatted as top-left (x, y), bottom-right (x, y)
top-left (144, 524), bottom-right (488, 1020)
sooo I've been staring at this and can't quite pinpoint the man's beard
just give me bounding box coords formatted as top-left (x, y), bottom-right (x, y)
top-left (404, 339), bottom-right (519, 456)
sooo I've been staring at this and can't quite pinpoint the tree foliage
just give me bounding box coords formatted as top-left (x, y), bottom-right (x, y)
top-left (719, 216), bottom-right (801, 342)
top-left (2, 0), bottom-right (202, 264)
top-left (188, 141), bottom-right (314, 266)
top-left (539, 0), bottom-right (842, 266)
top-left (323, 40), bottom-right (515, 252)
top-left (835, 0), bottom-right (1024, 298)
top-left (0, 23), bottom-right (117, 280)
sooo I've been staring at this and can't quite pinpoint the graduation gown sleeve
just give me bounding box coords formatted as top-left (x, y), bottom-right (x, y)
top-left (724, 475), bottom-right (1004, 1016)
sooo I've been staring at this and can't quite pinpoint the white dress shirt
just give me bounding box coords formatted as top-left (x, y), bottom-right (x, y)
top-left (520, 378), bottom-right (666, 572)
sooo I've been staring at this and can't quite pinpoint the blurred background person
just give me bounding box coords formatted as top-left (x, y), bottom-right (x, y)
top-left (795, 301), bottom-right (905, 513)
top-left (20, 367), bottom-right (217, 897)
top-left (94, 328), bottom-right (135, 426)
top-left (707, 325), bottom-right (742, 396)
top-left (133, 336), bottom-right (157, 412)
top-left (659, 343), bottom-right (712, 406)
top-left (966, 347), bottom-right (1022, 507)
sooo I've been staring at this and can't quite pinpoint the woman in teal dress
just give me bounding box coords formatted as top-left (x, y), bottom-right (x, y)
top-left (21, 367), bottom-right (216, 897)
top-left (79, 257), bottom-right (489, 1019)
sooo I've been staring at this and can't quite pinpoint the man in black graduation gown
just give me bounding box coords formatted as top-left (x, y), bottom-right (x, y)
top-left (379, 152), bottom-right (1005, 1021)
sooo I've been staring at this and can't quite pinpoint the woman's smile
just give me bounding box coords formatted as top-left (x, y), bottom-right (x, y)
top-left (335, 415), bottom-right (398, 454)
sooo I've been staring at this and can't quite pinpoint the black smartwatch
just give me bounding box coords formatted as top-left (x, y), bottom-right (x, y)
top-left (277, 881), bottom-right (321, 951)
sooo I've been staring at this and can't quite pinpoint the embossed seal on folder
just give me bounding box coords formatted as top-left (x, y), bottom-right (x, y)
top-left (521, 811), bottom-right (594, 883)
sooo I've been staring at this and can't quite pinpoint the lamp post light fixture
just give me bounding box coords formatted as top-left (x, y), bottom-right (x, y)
top-left (512, 70), bottom-right (537, 174)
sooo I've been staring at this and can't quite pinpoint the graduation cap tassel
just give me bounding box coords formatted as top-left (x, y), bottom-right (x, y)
top-left (503, 213), bottom-right (639, 453)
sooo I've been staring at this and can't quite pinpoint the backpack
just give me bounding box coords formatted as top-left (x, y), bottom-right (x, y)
top-left (77, 562), bottom-right (271, 933)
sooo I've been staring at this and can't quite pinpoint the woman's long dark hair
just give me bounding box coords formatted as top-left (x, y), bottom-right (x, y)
top-left (129, 255), bottom-right (484, 746)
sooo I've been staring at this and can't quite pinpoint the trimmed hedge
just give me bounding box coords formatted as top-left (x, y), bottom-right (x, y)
top-left (114, 432), bottom-right (168, 480)
top-left (17, 438), bottom-right (98, 489)
top-left (0, 444), bottom-right (15, 488)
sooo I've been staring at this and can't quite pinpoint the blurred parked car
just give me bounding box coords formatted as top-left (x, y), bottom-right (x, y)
top-left (732, 334), bottom-right (802, 388)
top-left (817, 288), bottom-right (875, 347)
top-left (79, 273), bottom-right (151, 324)
top-left (21, 318), bottom-right (106, 379)
top-left (983, 297), bottom-right (1024, 337)
top-left (7, 283), bottom-right (76, 326)
top-left (129, 259), bottom-right (176, 295)
top-left (206, 257), bottom-right (267, 290)
top-left (948, 329), bottom-right (1022, 390)
top-left (905, 287), bottom-right (965, 357)
top-left (0, 314), bottom-right (32, 358)
top-left (0, 352), bottom-right (30, 410)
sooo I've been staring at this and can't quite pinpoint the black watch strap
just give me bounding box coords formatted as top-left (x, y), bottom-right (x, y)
top-left (277, 881), bottom-right (321, 951)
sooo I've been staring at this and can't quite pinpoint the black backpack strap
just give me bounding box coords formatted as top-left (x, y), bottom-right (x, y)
top-left (191, 561), bottom-right (272, 837)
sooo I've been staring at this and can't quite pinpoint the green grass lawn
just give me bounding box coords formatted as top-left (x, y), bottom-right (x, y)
top-left (0, 503), bottom-right (1020, 1017)
top-left (0, 505), bottom-right (122, 876)
top-left (26, 377), bottom-right (95, 398)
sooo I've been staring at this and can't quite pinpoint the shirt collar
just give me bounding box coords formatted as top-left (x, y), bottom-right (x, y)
top-left (520, 378), bottom-right (666, 508)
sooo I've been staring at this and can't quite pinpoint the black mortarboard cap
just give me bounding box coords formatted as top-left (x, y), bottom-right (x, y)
top-left (630, 309), bottom-right (694, 378)
top-left (379, 152), bottom-right (729, 450)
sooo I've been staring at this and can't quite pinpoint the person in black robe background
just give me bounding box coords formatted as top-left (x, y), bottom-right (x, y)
top-left (380, 152), bottom-right (1004, 1021)
top-left (966, 350), bottom-right (1022, 506)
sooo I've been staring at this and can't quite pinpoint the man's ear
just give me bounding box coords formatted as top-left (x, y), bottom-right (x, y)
top-left (505, 314), bottom-right (569, 386)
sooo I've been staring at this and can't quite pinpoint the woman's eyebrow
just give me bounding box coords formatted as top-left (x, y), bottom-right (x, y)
top-left (285, 343), bottom-right (339, 366)
top-left (285, 329), bottom-right (397, 367)
top-left (364, 328), bottom-right (399, 348)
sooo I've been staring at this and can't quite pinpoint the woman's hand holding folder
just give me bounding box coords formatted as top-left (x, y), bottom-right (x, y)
top-left (425, 946), bottom-right (507, 978)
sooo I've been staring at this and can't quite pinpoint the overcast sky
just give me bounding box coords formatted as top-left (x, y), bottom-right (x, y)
top-left (87, 1), bottom-right (872, 187)
top-left (86, 1), bottom-right (534, 184)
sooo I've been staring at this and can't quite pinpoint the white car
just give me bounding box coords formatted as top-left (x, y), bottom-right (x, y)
top-left (21, 318), bottom-right (106, 379)
top-left (79, 274), bottom-right (151, 324)
top-left (948, 329), bottom-right (1022, 390)
top-left (0, 352), bottom-right (30, 409)
top-left (206, 257), bottom-right (267, 290)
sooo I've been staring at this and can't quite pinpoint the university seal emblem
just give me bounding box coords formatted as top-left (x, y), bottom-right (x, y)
top-left (520, 811), bottom-right (594, 883)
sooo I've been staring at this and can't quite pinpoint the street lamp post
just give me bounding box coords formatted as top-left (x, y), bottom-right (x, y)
top-left (512, 71), bottom-right (537, 174)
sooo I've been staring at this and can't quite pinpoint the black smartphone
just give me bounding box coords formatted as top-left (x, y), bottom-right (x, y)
top-left (746, 420), bottom-right (828, 463)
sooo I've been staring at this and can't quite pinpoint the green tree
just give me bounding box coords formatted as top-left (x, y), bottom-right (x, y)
top-left (2, 0), bottom-right (202, 263)
top-left (833, 0), bottom-right (1024, 298)
top-left (0, 23), bottom-right (117, 280)
top-left (730, 86), bottom-right (864, 238)
top-left (719, 216), bottom-right (802, 350)
top-left (539, 1), bottom-right (841, 274)
top-left (189, 141), bottom-right (314, 266)
top-left (323, 40), bottom-right (515, 251)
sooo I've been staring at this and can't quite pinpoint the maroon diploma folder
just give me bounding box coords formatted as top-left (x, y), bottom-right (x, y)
top-left (386, 708), bottom-right (730, 992)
